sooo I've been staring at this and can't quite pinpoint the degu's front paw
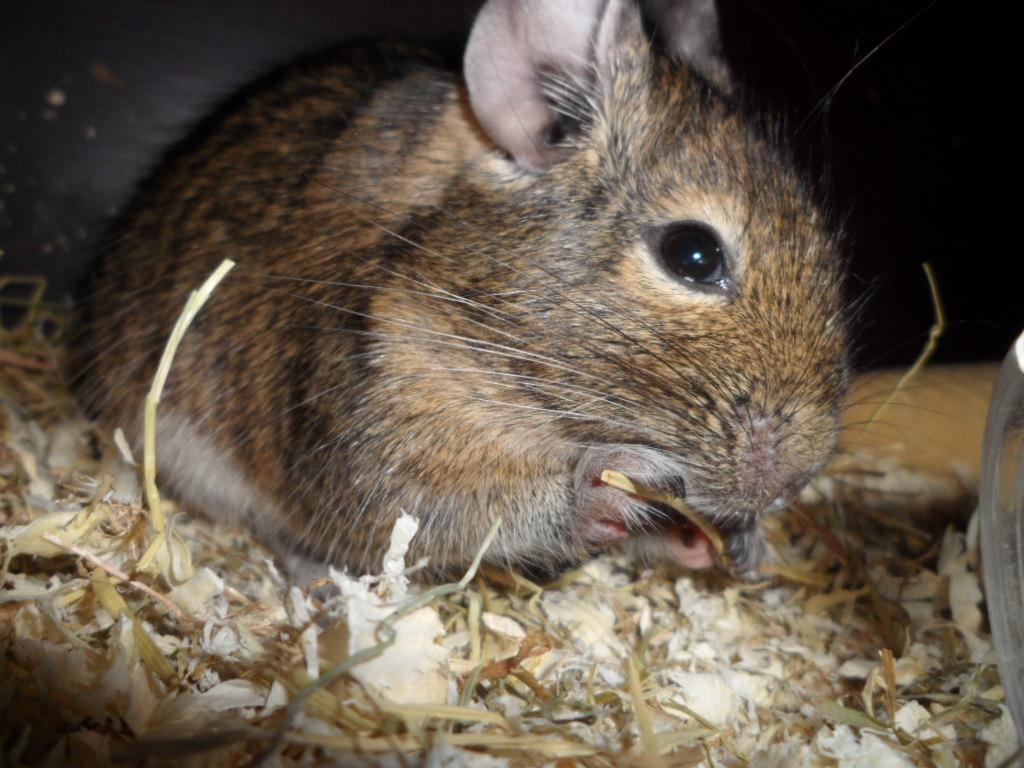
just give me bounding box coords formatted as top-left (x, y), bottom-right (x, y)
top-left (573, 445), bottom-right (717, 568)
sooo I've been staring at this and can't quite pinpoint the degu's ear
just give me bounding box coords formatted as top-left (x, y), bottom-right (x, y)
top-left (463, 0), bottom-right (725, 173)
top-left (642, 0), bottom-right (726, 82)
top-left (464, 0), bottom-right (636, 173)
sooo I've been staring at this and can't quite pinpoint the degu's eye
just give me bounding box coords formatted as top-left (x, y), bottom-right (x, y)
top-left (657, 223), bottom-right (728, 287)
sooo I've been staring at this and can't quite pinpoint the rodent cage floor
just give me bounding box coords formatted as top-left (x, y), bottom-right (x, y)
top-left (0, 304), bottom-right (1017, 767)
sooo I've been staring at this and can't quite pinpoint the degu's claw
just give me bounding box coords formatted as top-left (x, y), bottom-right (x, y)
top-left (725, 527), bottom-right (767, 576)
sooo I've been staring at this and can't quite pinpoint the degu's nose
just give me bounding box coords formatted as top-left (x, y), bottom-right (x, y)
top-left (732, 402), bottom-right (825, 514)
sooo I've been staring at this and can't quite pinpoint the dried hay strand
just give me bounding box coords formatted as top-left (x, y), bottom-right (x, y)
top-left (1, 266), bottom-right (1020, 767)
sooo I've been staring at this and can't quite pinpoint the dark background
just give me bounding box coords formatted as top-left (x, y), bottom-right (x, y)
top-left (0, 1), bottom-right (1015, 368)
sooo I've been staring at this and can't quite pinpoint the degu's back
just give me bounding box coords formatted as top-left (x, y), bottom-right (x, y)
top-left (77, 42), bottom-right (491, 556)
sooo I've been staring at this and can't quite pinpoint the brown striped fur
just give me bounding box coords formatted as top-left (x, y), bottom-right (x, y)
top-left (76, 11), bottom-right (848, 579)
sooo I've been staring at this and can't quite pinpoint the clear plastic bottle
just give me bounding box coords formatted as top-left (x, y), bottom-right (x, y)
top-left (980, 330), bottom-right (1024, 742)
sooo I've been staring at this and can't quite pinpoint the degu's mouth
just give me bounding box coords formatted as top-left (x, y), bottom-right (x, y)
top-left (597, 469), bottom-right (741, 570)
